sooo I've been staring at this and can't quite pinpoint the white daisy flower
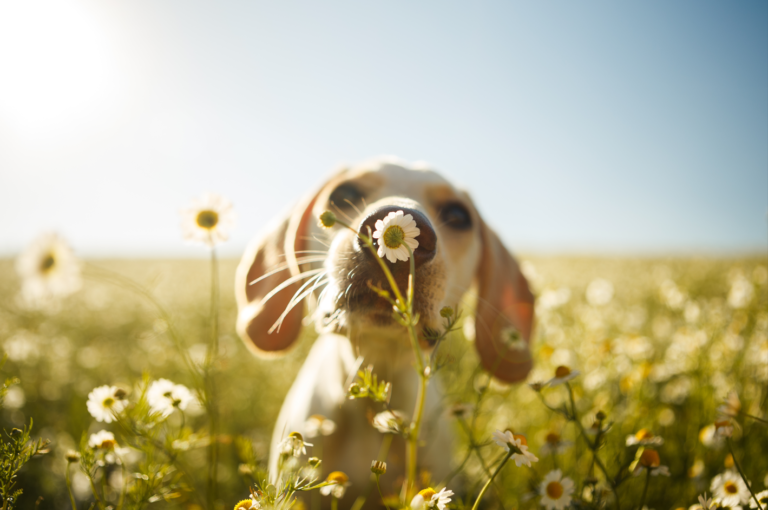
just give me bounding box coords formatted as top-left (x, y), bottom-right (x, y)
top-left (540, 432), bottom-right (572, 455)
top-left (410, 487), bottom-right (453, 510)
top-left (88, 430), bottom-right (117, 450)
top-left (16, 232), bottom-right (81, 310)
top-left (539, 469), bottom-right (574, 510)
top-left (372, 410), bottom-right (407, 434)
top-left (233, 498), bottom-right (261, 510)
top-left (86, 385), bottom-right (127, 423)
top-left (632, 450), bottom-right (671, 477)
top-left (749, 490), bottom-right (768, 509)
top-left (698, 493), bottom-right (716, 510)
top-left (714, 420), bottom-right (735, 439)
top-left (304, 414), bottom-right (336, 438)
top-left (625, 429), bottom-right (665, 447)
top-left (711, 470), bottom-right (750, 506)
top-left (320, 471), bottom-right (350, 499)
top-left (492, 430), bottom-right (539, 467)
top-left (278, 432), bottom-right (312, 457)
top-left (146, 379), bottom-right (195, 418)
top-left (372, 210), bottom-right (420, 263)
top-left (547, 366), bottom-right (580, 387)
top-left (180, 193), bottom-right (237, 247)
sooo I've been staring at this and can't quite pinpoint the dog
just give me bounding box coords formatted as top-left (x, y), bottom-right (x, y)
top-left (234, 157), bottom-right (534, 503)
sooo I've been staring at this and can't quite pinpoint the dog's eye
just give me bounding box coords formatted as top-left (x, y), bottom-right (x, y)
top-left (329, 184), bottom-right (365, 209)
top-left (439, 203), bottom-right (472, 230)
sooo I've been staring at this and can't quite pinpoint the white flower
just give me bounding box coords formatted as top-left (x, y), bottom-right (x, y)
top-left (632, 449), bottom-right (670, 477)
top-left (304, 414), bottom-right (336, 438)
top-left (372, 410), bottom-right (407, 434)
top-left (539, 469), bottom-right (574, 510)
top-left (547, 366), bottom-right (580, 387)
top-left (540, 432), bottom-right (572, 455)
top-left (278, 432), bottom-right (312, 457)
top-left (16, 232), bottom-right (81, 310)
top-left (492, 430), bottom-right (539, 467)
top-left (625, 429), bottom-right (664, 447)
top-left (714, 420), bottom-right (734, 439)
top-left (88, 430), bottom-right (117, 450)
top-left (698, 493), bottom-right (716, 509)
top-left (410, 487), bottom-right (453, 510)
top-left (749, 490), bottom-right (768, 509)
top-left (234, 498), bottom-right (261, 510)
top-left (711, 470), bottom-right (751, 506)
top-left (146, 379), bottom-right (195, 418)
top-left (180, 193), bottom-right (236, 247)
top-left (320, 471), bottom-right (350, 499)
top-left (86, 386), bottom-right (127, 423)
top-left (372, 210), bottom-right (420, 263)
top-left (586, 278), bottom-right (614, 306)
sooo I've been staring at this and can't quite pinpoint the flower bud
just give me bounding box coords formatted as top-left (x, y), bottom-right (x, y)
top-left (308, 457), bottom-right (322, 468)
top-left (370, 460), bottom-right (387, 475)
top-left (439, 306), bottom-right (453, 318)
top-left (319, 211), bottom-right (337, 228)
top-left (65, 451), bottom-right (81, 463)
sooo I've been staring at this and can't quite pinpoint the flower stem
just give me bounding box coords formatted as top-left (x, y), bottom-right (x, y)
top-left (638, 469), bottom-right (650, 510)
top-left (727, 438), bottom-right (763, 510)
top-left (375, 475), bottom-right (393, 510)
top-left (470, 450), bottom-right (513, 510)
top-left (65, 463), bottom-right (78, 510)
top-left (205, 245), bottom-right (220, 510)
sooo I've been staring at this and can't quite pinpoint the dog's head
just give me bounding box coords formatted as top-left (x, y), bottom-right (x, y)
top-left (235, 158), bottom-right (535, 382)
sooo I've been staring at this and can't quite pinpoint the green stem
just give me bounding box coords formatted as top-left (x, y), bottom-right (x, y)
top-left (65, 464), bottom-right (78, 510)
top-left (470, 450), bottom-right (513, 510)
top-left (405, 371), bottom-right (428, 499)
top-left (727, 438), bottom-right (763, 510)
top-left (638, 469), bottom-right (650, 510)
top-left (206, 245), bottom-right (220, 510)
top-left (375, 476), bottom-right (393, 510)
top-left (331, 497), bottom-right (338, 510)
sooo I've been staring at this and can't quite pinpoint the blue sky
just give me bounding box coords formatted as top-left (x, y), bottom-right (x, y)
top-left (1, 0), bottom-right (766, 257)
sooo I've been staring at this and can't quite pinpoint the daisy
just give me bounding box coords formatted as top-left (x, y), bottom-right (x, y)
top-left (540, 432), bottom-right (572, 455)
top-left (180, 193), bottom-right (237, 247)
top-left (86, 385), bottom-right (128, 423)
top-left (749, 490), bottom-right (768, 509)
top-left (320, 471), bottom-right (350, 499)
top-left (714, 420), bottom-right (734, 439)
top-left (88, 430), bottom-right (117, 450)
top-left (698, 493), bottom-right (716, 510)
top-left (372, 210), bottom-right (420, 263)
top-left (711, 471), bottom-right (750, 506)
top-left (146, 379), bottom-right (195, 418)
top-left (372, 410), bottom-right (407, 434)
top-left (410, 487), bottom-right (453, 510)
top-left (548, 366), bottom-right (580, 387)
top-left (626, 429), bottom-right (665, 447)
top-left (493, 430), bottom-right (539, 467)
top-left (633, 450), bottom-right (671, 477)
top-left (233, 498), bottom-right (261, 510)
top-left (16, 232), bottom-right (81, 310)
top-left (539, 469), bottom-right (574, 510)
top-left (278, 432), bottom-right (313, 457)
top-left (304, 414), bottom-right (337, 438)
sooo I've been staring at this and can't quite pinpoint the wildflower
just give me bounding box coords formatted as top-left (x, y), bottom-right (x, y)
top-left (372, 410), bottom-right (407, 434)
top-left (65, 451), bottom-right (81, 463)
top-left (714, 420), bottom-right (734, 439)
top-left (146, 379), bottom-right (195, 418)
top-left (318, 211), bottom-right (337, 228)
top-left (320, 471), bottom-right (350, 499)
top-left (548, 366), bottom-right (580, 387)
top-left (410, 487), bottom-right (453, 510)
top-left (698, 493), bottom-right (715, 510)
top-left (370, 460), bottom-right (387, 475)
top-left (88, 430), bottom-right (117, 450)
top-left (625, 429), bottom-right (664, 447)
top-left (539, 470), bottom-right (574, 510)
top-left (233, 498), bottom-right (260, 510)
top-left (711, 471), bottom-right (750, 506)
top-left (86, 385), bottom-right (128, 423)
top-left (440, 306), bottom-right (453, 318)
top-left (540, 432), bottom-right (572, 455)
top-left (279, 432), bottom-right (312, 457)
top-left (500, 326), bottom-right (527, 352)
top-left (372, 210), bottom-right (420, 263)
top-left (717, 392), bottom-right (741, 418)
top-left (749, 490), bottom-right (768, 508)
top-left (304, 414), bottom-right (336, 438)
top-left (492, 430), bottom-right (539, 467)
top-left (180, 193), bottom-right (237, 247)
top-left (308, 457), bottom-right (322, 468)
top-left (633, 450), bottom-right (670, 477)
top-left (16, 232), bottom-right (81, 309)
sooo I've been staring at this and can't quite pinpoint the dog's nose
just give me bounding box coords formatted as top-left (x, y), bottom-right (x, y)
top-left (357, 206), bottom-right (437, 268)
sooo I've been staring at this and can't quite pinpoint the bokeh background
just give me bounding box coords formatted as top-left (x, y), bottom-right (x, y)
top-left (0, 1), bottom-right (767, 509)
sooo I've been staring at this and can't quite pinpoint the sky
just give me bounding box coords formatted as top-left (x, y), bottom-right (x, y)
top-left (1, 0), bottom-right (766, 258)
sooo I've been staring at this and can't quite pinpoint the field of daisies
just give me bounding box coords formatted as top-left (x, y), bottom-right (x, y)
top-left (0, 194), bottom-right (766, 510)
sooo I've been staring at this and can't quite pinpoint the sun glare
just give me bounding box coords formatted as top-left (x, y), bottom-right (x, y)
top-left (0, 0), bottom-right (121, 138)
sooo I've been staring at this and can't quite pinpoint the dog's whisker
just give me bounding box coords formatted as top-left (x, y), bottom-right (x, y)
top-left (250, 257), bottom-right (328, 286)
top-left (284, 271), bottom-right (328, 314)
top-left (330, 201), bottom-right (355, 223)
top-left (270, 275), bottom-right (329, 333)
top-left (343, 198), bottom-right (363, 217)
top-left (258, 268), bottom-right (325, 305)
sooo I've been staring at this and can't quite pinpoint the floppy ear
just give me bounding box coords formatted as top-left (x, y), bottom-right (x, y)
top-left (235, 191), bottom-right (320, 357)
top-left (474, 219), bottom-right (535, 383)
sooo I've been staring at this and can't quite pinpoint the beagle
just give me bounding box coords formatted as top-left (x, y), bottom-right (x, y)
top-left (234, 157), bottom-right (534, 501)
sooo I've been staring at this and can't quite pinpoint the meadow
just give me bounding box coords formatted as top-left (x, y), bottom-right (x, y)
top-left (0, 252), bottom-right (766, 510)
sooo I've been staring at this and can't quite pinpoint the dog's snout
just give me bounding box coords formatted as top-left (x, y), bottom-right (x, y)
top-left (357, 206), bottom-right (437, 268)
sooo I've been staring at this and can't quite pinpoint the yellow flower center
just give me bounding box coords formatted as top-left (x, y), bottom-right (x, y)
top-left (102, 397), bottom-right (115, 408)
top-left (382, 225), bottom-right (405, 249)
top-left (635, 429), bottom-right (653, 440)
top-left (417, 488), bottom-right (436, 501)
top-left (554, 366), bottom-right (571, 378)
top-left (99, 439), bottom-right (117, 450)
top-left (545, 432), bottom-right (560, 444)
top-left (546, 480), bottom-right (564, 499)
top-left (326, 471), bottom-right (348, 484)
top-left (39, 253), bottom-right (56, 273)
top-left (234, 499), bottom-right (252, 510)
top-left (289, 431), bottom-right (304, 441)
top-left (639, 449), bottom-right (660, 468)
top-left (196, 210), bottom-right (219, 229)
top-left (724, 481), bottom-right (738, 494)
top-left (513, 434), bottom-right (528, 446)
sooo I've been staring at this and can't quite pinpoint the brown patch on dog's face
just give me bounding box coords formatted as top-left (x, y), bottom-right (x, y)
top-left (308, 161), bottom-right (482, 343)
